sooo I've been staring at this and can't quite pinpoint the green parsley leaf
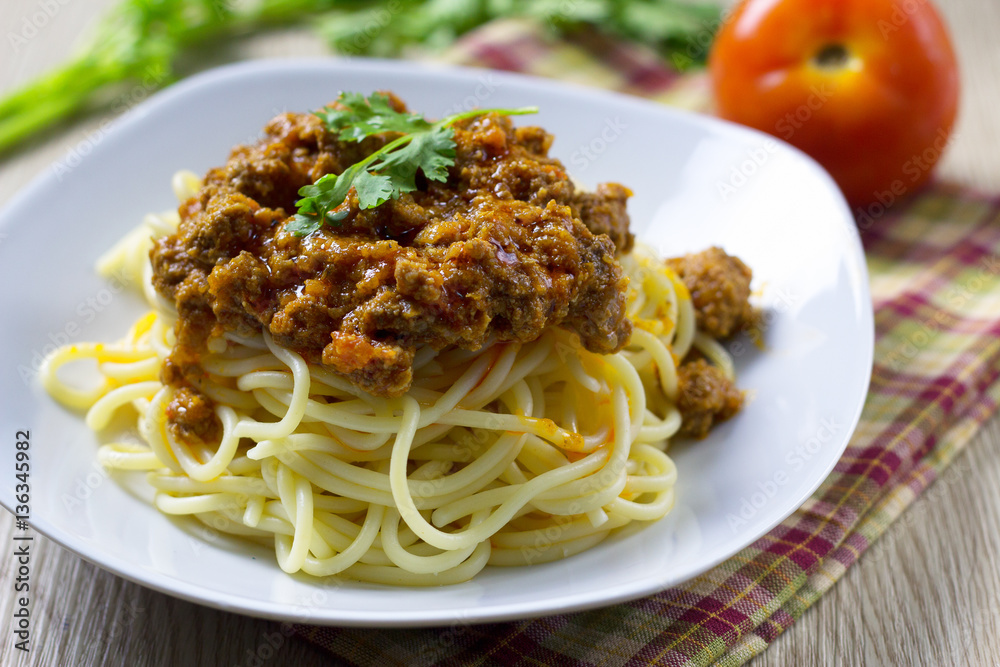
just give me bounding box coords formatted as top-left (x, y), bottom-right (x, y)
top-left (352, 169), bottom-right (396, 209)
top-left (288, 161), bottom-right (365, 232)
top-left (378, 125), bottom-right (457, 185)
top-left (287, 92), bottom-right (537, 236)
top-left (316, 91), bottom-right (432, 143)
top-left (286, 213), bottom-right (322, 237)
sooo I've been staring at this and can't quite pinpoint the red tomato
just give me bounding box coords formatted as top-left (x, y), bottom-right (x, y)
top-left (709, 0), bottom-right (960, 210)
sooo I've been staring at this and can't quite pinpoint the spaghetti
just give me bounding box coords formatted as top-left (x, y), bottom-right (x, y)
top-left (41, 170), bottom-right (738, 586)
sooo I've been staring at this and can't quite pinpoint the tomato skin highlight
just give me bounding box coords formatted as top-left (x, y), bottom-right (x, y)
top-left (709, 0), bottom-right (960, 208)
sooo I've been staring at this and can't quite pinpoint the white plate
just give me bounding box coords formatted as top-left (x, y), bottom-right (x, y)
top-left (0, 59), bottom-right (872, 626)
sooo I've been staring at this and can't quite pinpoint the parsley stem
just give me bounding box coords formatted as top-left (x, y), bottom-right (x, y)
top-left (331, 104), bottom-right (537, 190)
top-left (360, 133), bottom-right (414, 165)
top-left (351, 105), bottom-right (541, 172)
top-left (439, 106), bottom-right (539, 128)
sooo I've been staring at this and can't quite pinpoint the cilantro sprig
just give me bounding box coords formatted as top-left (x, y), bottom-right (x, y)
top-left (286, 93), bottom-right (537, 236)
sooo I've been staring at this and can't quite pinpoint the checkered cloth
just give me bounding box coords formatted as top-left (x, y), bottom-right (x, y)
top-left (293, 19), bottom-right (1000, 666)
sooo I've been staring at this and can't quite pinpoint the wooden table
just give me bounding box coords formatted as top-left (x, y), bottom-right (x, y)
top-left (2, 1), bottom-right (998, 664)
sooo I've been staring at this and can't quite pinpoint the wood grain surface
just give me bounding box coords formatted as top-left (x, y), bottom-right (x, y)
top-left (1, 1), bottom-right (998, 665)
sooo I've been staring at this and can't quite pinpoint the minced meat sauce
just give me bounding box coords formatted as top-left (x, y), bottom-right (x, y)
top-left (151, 93), bottom-right (636, 443)
top-left (150, 94), bottom-right (752, 446)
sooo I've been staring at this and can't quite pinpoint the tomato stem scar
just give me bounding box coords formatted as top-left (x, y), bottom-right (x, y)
top-left (814, 43), bottom-right (850, 69)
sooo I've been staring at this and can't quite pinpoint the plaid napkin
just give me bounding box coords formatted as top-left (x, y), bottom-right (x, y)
top-left (293, 19), bottom-right (1000, 666)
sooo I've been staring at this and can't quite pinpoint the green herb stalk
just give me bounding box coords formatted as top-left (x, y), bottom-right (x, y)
top-left (0, 0), bottom-right (721, 156)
